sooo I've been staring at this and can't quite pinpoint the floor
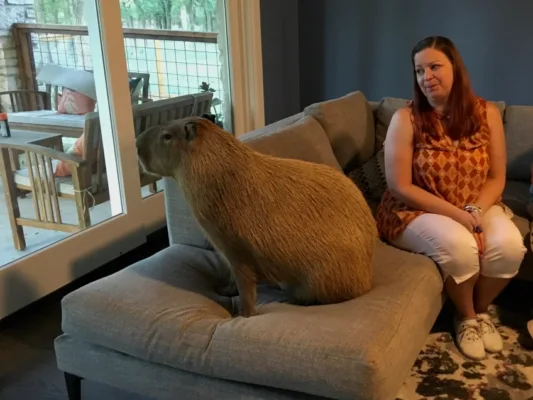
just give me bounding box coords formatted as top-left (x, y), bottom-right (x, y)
top-left (0, 228), bottom-right (169, 400)
top-left (397, 300), bottom-right (533, 400)
top-left (0, 236), bottom-right (532, 399)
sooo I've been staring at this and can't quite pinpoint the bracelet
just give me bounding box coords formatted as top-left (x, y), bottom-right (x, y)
top-left (464, 204), bottom-right (483, 214)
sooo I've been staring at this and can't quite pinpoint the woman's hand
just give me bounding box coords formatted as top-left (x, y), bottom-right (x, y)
top-left (452, 209), bottom-right (484, 254)
top-left (470, 210), bottom-right (485, 255)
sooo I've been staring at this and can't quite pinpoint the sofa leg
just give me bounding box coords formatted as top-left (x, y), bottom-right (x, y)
top-left (64, 372), bottom-right (82, 400)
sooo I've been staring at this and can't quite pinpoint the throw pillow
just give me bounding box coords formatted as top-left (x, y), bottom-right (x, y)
top-left (57, 88), bottom-right (96, 115)
top-left (54, 134), bottom-right (85, 177)
top-left (304, 90), bottom-right (375, 171)
top-left (347, 148), bottom-right (387, 202)
top-left (241, 115), bottom-right (343, 172)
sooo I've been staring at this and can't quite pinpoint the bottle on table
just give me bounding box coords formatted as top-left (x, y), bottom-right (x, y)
top-left (0, 113), bottom-right (10, 138)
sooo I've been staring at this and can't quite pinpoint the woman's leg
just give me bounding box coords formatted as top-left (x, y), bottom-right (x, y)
top-left (475, 205), bottom-right (527, 312)
top-left (472, 205), bottom-right (527, 352)
top-left (444, 273), bottom-right (479, 319)
top-left (391, 213), bottom-right (484, 359)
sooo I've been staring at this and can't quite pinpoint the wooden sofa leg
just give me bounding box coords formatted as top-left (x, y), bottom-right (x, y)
top-left (64, 372), bottom-right (82, 400)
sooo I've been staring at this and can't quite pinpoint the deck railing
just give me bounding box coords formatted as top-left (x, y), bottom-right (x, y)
top-left (10, 23), bottom-right (223, 102)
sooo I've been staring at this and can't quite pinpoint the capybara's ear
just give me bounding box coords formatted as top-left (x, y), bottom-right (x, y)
top-left (183, 121), bottom-right (197, 141)
top-left (201, 113), bottom-right (216, 124)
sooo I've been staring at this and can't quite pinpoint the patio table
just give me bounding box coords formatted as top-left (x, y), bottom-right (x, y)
top-left (7, 110), bottom-right (84, 138)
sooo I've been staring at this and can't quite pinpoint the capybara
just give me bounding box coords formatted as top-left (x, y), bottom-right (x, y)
top-left (136, 116), bottom-right (378, 317)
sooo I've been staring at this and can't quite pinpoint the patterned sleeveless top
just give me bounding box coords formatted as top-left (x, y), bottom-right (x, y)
top-left (376, 97), bottom-right (504, 242)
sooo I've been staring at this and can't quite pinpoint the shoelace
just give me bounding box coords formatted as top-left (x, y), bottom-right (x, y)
top-left (458, 322), bottom-right (480, 342)
top-left (478, 317), bottom-right (496, 335)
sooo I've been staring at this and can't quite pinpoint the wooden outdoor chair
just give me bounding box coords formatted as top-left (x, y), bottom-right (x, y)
top-left (0, 143), bottom-right (88, 251)
top-left (0, 112), bottom-right (104, 251)
top-left (0, 90), bottom-right (51, 112)
top-left (0, 92), bottom-right (213, 250)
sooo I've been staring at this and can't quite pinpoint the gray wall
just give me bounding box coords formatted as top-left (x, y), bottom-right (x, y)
top-left (260, 0), bottom-right (533, 123)
top-left (260, 0), bottom-right (301, 124)
top-left (298, 0), bottom-right (533, 108)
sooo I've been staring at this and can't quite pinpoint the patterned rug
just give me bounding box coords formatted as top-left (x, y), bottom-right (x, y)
top-left (396, 305), bottom-right (533, 400)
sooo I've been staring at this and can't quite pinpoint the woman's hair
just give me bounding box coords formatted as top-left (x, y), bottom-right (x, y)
top-left (411, 36), bottom-right (481, 140)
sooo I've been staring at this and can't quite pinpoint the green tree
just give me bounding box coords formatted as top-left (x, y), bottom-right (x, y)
top-left (34, 0), bottom-right (218, 32)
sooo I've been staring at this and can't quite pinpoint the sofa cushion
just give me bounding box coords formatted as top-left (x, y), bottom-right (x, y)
top-left (163, 178), bottom-right (214, 250)
top-left (375, 97), bottom-right (410, 151)
top-left (304, 90), bottom-right (375, 171)
top-left (60, 241), bottom-right (443, 400)
top-left (504, 105), bottom-right (533, 182)
top-left (241, 112), bottom-right (304, 139)
top-left (511, 214), bottom-right (533, 283)
top-left (240, 114), bottom-right (342, 171)
top-left (503, 180), bottom-right (531, 220)
top-left (501, 180), bottom-right (533, 282)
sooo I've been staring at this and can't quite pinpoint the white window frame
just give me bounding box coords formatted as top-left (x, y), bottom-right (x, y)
top-left (225, 0), bottom-right (265, 137)
top-left (0, 0), bottom-right (265, 321)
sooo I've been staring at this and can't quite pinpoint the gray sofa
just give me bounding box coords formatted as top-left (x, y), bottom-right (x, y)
top-left (54, 91), bottom-right (533, 400)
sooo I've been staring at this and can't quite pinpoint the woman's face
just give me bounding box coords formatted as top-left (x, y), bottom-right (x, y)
top-left (414, 48), bottom-right (454, 104)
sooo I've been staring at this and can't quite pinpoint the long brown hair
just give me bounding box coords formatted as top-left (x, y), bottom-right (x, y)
top-left (411, 36), bottom-right (481, 140)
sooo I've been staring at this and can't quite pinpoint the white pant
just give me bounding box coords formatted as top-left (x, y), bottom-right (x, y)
top-left (391, 205), bottom-right (527, 284)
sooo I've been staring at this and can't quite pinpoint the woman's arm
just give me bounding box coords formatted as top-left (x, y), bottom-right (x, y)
top-left (384, 108), bottom-right (462, 219)
top-left (472, 102), bottom-right (507, 214)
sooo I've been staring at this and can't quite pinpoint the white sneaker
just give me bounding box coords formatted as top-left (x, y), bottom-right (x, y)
top-left (454, 317), bottom-right (486, 360)
top-left (477, 312), bottom-right (503, 353)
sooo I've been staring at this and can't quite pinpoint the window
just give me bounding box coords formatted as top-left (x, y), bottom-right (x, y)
top-left (0, 0), bottom-right (264, 320)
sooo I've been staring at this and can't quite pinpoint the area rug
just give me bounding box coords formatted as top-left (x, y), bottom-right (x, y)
top-left (396, 305), bottom-right (533, 400)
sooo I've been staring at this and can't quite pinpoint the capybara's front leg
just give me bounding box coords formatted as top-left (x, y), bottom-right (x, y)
top-left (233, 268), bottom-right (258, 317)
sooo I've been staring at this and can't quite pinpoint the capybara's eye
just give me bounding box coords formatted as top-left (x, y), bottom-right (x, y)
top-left (162, 133), bottom-right (173, 142)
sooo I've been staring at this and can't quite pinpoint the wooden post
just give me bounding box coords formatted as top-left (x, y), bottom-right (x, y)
top-left (154, 39), bottom-right (167, 98)
top-left (11, 24), bottom-right (38, 110)
top-left (11, 24), bottom-right (37, 92)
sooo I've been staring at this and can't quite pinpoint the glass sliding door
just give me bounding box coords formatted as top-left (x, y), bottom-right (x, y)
top-left (0, 0), bottom-right (264, 321)
top-left (0, 0), bottom-right (145, 319)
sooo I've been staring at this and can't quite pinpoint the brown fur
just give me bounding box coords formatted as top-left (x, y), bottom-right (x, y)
top-left (136, 117), bottom-right (378, 317)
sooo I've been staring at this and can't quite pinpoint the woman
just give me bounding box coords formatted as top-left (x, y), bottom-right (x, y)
top-left (376, 36), bottom-right (527, 360)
